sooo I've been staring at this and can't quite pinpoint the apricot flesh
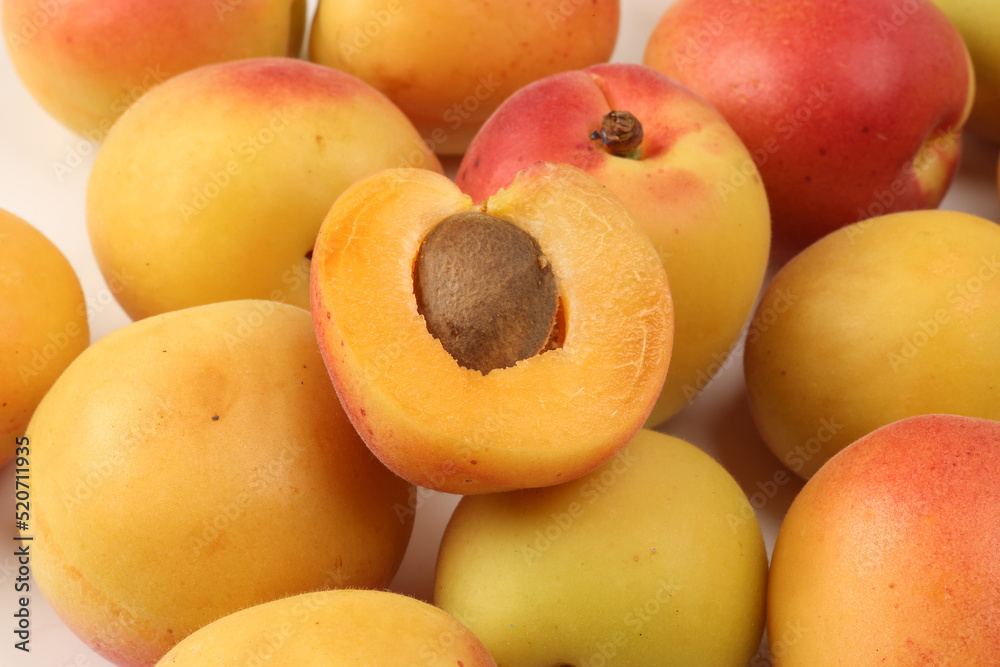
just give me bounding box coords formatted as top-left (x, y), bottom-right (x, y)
top-left (26, 301), bottom-right (414, 666)
top-left (0, 208), bottom-right (88, 462)
top-left (414, 210), bottom-right (559, 374)
top-left (311, 162), bottom-right (673, 494)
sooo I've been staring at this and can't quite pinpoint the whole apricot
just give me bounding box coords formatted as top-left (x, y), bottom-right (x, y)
top-left (26, 300), bottom-right (413, 666)
top-left (156, 589), bottom-right (497, 666)
top-left (0, 208), bottom-right (88, 462)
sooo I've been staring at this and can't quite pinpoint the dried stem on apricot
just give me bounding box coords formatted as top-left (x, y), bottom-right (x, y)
top-left (590, 110), bottom-right (644, 158)
top-left (414, 211), bottom-right (560, 374)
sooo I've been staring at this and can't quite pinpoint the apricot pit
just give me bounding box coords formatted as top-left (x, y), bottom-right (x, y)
top-left (414, 211), bottom-right (559, 374)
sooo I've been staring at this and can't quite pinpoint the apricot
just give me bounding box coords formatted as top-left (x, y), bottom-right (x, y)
top-left (0, 208), bottom-right (88, 463)
top-left (155, 589), bottom-right (497, 666)
top-left (86, 57), bottom-right (442, 321)
top-left (26, 301), bottom-right (413, 666)
top-left (311, 162), bottom-right (673, 494)
top-left (1, 0), bottom-right (306, 136)
top-left (744, 209), bottom-right (1000, 478)
top-left (768, 414), bottom-right (1000, 663)
top-left (456, 63), bottom-right (771, 425)
top-left (308, 0), bottom-right (620, 154)
top-left (434, 429), bottom-right (769, 666)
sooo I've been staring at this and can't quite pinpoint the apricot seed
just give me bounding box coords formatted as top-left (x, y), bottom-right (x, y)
top-left (414, 211), bottom-right (559, 374)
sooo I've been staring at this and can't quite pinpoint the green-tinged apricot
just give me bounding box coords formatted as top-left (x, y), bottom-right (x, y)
top-left (435, 429), bottom-right (769, 666)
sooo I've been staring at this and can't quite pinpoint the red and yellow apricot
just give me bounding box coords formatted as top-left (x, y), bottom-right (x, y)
top-left (311, 162), bottom-right (673, 494)
top-left (457, 63), bottom-right (771, 424)
top-left (1, 0), bottom-right (306, 136)
top-left (768, 414), bottom-right (1000, 663)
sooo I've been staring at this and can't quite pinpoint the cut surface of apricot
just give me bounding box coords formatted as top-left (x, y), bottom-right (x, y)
top-left (311, 162), bottom-right (673, 494)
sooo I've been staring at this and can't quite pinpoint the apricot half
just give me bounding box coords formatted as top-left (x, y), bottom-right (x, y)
top-left (311, 162), bottom-right (674, 494)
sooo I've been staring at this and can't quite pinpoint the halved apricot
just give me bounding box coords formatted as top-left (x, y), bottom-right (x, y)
top-left (311, 162), bottom-right (673, 494)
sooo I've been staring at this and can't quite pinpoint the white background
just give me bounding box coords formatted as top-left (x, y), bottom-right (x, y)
top-left (1, 0), bottom-right (998, 665)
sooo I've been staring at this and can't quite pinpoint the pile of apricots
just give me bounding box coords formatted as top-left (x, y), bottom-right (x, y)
top-left (2, 0), bottom-right (999, 665)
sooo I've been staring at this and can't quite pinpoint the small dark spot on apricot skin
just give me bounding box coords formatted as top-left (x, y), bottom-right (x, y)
top-left (368, 428), bottom-right (374, 435)
top-left (212, 415), bottom-right (219, 421)
top-left (471, 460), bottom-right (477, 465)
top-left (305, 249), bottom-right (313, 260)
top-left (360, 408), bottom-right (366, 417)
top-left (780, 370), bottom-right (787, 376)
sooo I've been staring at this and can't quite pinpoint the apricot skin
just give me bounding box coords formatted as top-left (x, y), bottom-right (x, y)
top-left (87, 57), bottom-right (442, 320)
top-left (26, 301), bottom-right (413, 667)
top-left (155, 589), bottom-right (497, 666)
top-left (457, 63), bottom-right (771, 425)
top-left (768, 414), bottom-right (1000, 664)
top-left (0, 208), bottom-right (88, 462)
top-left (311, 162), bottom-right (673, 494)
top-left (744, 209), bottom-right (1000, 478)
top-left (1, 0), bottom-right (306, 136)
top-left (308, 0), bottom-right (620, 154)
